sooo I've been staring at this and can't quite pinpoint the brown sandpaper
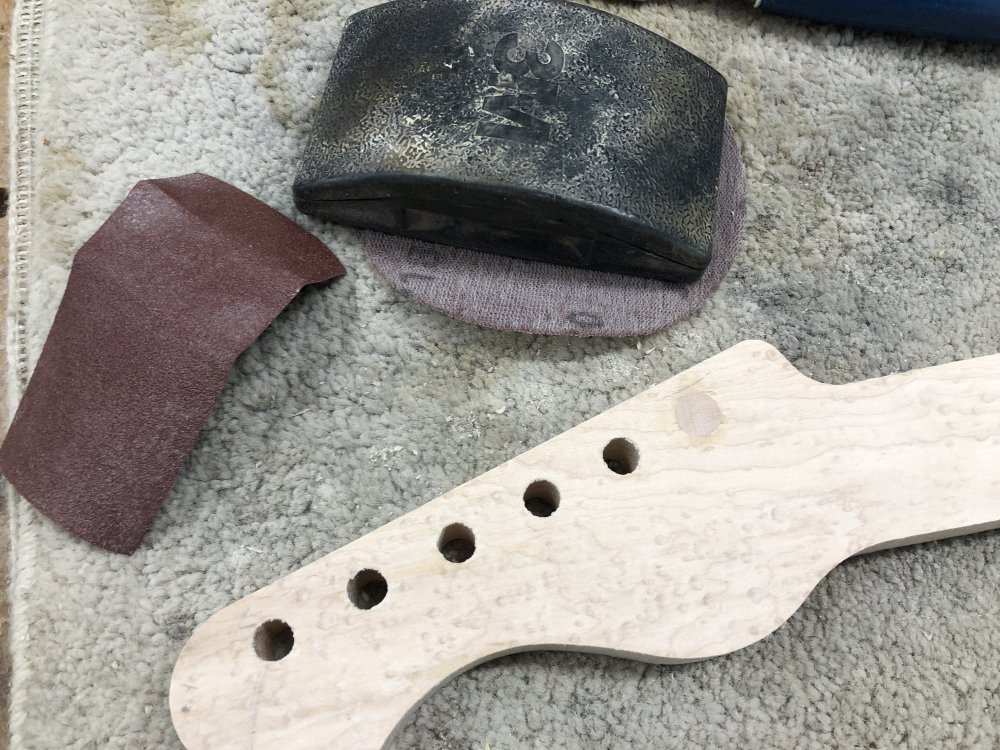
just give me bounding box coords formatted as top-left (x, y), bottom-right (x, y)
top-left (0, 173), bottom-right (345, 554)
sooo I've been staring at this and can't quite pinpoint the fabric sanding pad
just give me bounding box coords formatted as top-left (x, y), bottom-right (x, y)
top-left (363, 121), bottom-right (746, 337)
top-left (0, 174), bottom-right (345, 554)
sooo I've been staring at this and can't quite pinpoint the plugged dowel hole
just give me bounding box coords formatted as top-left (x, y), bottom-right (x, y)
top-left (253, 619), bottom-right (294, 661)
top-left (603, 438), bottom-right (639, 474)
top-left (348, 569), bottom-right (388, 610)
top-left (438, 523), bottom-right (475, 563)
top-left (523, 480), bottom-right (560, 517)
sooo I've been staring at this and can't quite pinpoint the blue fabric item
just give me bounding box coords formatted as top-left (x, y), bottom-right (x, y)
top-left (758, 0), bottom-right (1000, 43)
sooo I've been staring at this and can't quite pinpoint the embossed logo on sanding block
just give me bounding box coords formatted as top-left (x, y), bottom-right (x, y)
top-left (476, 33), bottom-right (565, 145)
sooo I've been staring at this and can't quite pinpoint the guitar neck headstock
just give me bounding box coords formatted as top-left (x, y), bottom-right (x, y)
top-left (171, 340), bottom-right (1000, 749)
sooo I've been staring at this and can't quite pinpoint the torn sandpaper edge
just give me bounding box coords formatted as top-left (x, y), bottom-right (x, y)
top-left (0, 173), bottom-right (346, 554)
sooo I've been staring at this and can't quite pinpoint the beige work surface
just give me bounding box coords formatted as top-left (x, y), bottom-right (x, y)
top-left (5, 1), bottom-right (1000, 748)
top-left (1, 0), bottom-right (18, 742)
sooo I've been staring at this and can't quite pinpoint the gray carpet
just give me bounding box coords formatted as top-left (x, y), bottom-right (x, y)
top-left (6, 0), bottom-right (1000, 747)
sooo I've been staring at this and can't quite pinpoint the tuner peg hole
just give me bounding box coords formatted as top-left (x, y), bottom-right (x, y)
top-left (348, 569), bottom-right (388, 610)
top-left (603, 438), bottom-right (639, 475)
top-left (253, 619), bottom-right (294, 661)
top-left (524, 480), bottom-right (560, 517)
top-left (438, 523), bottom-right (476, 563)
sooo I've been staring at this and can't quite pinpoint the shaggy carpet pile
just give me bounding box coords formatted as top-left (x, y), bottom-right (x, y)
top-left (5, 0), bottom-right (1000, 747)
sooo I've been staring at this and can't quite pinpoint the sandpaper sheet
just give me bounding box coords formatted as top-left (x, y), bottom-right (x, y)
top-left (0, 173), bottom-right (345, 554)
top-left (363, 121), bottom-right (746, 337)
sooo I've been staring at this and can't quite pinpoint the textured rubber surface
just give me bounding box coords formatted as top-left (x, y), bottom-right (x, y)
top-left (0, 174), bottom-right (345, 554)
top-left (295, 0), bottom-right (728, 281)
top-left (364, 121), bottom-right (745, 337)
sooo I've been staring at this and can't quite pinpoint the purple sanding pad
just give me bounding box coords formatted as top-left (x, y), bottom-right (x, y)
top-left (362, 121), bottom-right (746, 337)
top-left (0, 173), bottom-right (345, 554)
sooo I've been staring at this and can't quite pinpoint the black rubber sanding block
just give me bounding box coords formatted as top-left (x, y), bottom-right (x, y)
top-left (295, 0), bottom-right (728, 282)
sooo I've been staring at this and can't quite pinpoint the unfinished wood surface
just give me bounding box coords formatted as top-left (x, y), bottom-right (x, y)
top-left (170, 340), bottom-right (1000, 750)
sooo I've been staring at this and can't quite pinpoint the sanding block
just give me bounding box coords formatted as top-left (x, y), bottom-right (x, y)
top-left (294, 0), bottom-right (729, 282)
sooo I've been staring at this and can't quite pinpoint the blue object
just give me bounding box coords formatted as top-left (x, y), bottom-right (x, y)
top-left (757, 0), bottom-right (1000, 43)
